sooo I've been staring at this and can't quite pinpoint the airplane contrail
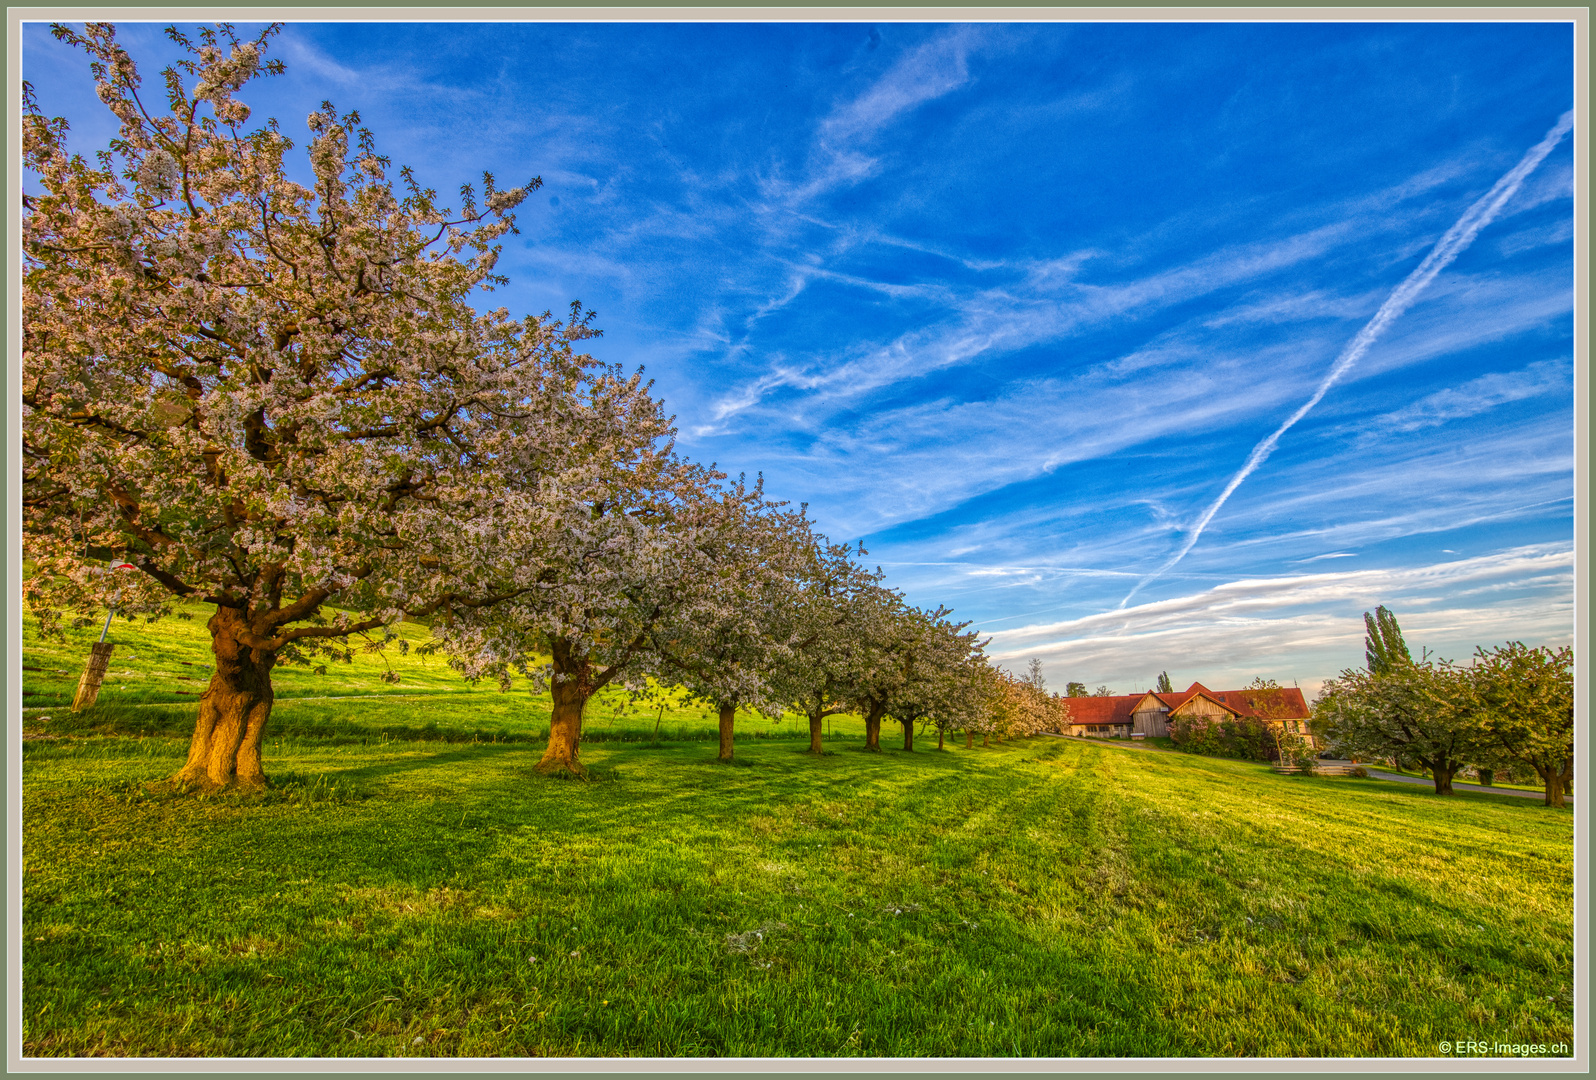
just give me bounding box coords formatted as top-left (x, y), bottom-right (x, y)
top-left (1119, 109), bottom-right (1574, 611)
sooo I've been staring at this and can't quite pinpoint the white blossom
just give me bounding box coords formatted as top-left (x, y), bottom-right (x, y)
top-left (136, 150), bottom-right (180, 198)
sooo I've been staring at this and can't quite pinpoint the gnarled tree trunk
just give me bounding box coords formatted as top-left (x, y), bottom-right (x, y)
top-left (172, 606), bottom-right (276, 792)
top-left (718, 703), bottom-right (736, 761)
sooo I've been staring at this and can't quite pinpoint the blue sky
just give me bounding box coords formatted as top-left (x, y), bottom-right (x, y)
top-left (24, 19), bottom-right (1577, 697)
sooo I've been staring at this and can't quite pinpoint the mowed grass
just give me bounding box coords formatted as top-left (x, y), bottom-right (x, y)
top-left (20, 607), bottom-right (1575, 1058)
top-left (22, 735), bottom-right (1573, 1058)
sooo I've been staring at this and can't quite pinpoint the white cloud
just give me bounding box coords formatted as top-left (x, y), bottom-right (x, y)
top-left (696, 154), bottom-right (1546, 437)
top-left (1498, 217), bottom-right (1575, 258)
top-left (983, 545), bottom-right (1574, 695)
top-left (1369, 358), bottom-right (1570, 434)
top-left (765, 27), bottom-right (983, 206)
top-left (820, 29), bottom-right (976, 146)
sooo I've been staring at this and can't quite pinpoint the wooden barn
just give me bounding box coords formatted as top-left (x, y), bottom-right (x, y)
top-left (1062, 681), bottom-right (1311, 740)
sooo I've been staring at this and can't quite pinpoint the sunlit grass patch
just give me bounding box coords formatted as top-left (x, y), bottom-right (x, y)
top-left (22, 602), bottom-right (866, 747)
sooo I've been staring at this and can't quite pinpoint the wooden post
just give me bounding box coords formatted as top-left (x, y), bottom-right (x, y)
top-left (71, 642), bottom-right (115, 713)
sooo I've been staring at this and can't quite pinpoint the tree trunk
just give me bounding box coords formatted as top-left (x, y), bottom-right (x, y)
top-left (938, 727), bottom-right (944, 750)
top-left (717, 703), bottom-right (736, 761)
top-left (1431, 761), bottom-right (1456, 795)
top-left (172, 607), bottom-right (276, 792)
top-left (1540, 762), bottom-right (1568, 808)
top-left (808, 709), bottom-right (825, 754)
top-left (901, 718), bottom-right (914, 752)
top-left (1560, 758), bottom-right (1572, 797)
top-left (981, 732), bottom-right (988, 748)
top-left (965, 729), bottom-right (973, 749)
top-left (538, 644), bottom-right (591, 778)
top-left (1477, 768), bottom-right (1494, 787)
top-left (863, 702), bottom-right (885, 752)
top-left (538, 680), bottom-right (587, 777)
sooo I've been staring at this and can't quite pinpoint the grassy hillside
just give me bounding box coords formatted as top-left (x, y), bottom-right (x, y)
top-left (20, 606), bottom-right (1575, 1058)
top-left (22, 602), bottom-right (864, 746)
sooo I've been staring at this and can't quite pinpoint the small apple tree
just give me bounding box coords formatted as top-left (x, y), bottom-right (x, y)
top-left (1473, 642), bottom-right (1574, 808)
top-left (643, 478), bottom-right (814, 761)
top-left (427, 384), bottom-right (728, 778)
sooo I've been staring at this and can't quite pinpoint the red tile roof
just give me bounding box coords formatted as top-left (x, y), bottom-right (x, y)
top-left (1061, 695), bottom-right (1140, 725)
top-left (1147, 682), bottom-right (1213, 711)
top-left (1221, 686), bottom-right (1309, 720)
top-left (1062, 682), bottom-right (1309, 724)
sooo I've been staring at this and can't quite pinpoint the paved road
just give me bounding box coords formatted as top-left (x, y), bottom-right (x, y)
top-left (1363, 769), bottom-right (1568, 802)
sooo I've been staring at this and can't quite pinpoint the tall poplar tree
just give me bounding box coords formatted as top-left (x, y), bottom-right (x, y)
top-left (1364, 606), bottom-right (1413, 675)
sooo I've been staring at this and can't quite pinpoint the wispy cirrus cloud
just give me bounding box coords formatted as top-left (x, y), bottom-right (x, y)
top-left (993, 544), bottom-right (1573, 649)
top-left (984, 545), bottom-right (1573, 695)
top-left (820, 27), bottom-right (977, 145)
top-left (1367, 357), bottom-right (1571, 434)
top-left (1117, 110), bottom-right (1574, 608)
top-left (695, 148), bottom-right (1536, 437)
top-left (719, 251), bottom-right (1572, 547)
top-left (769, 26), bottom-right (983, 204)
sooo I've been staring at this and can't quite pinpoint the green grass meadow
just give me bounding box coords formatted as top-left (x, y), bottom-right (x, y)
top-left (20, 608), bottom-right (1576, 1058)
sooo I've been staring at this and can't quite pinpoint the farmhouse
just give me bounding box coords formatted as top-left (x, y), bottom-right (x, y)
top-left (1062, 682), bottom-right (1311, 739)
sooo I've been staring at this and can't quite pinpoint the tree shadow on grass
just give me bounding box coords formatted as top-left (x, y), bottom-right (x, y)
top-left (323, 742), bottom-right (533, 787)
top-left (235, 736), bottom-right (1061, 853)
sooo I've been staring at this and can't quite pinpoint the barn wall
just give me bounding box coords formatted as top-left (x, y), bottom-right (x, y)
top-left (1133, 709), bottom-right (1168, 736)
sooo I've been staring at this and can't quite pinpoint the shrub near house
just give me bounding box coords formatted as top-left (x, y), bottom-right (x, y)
top-left (1169, 712), bottom-right (1278, 761)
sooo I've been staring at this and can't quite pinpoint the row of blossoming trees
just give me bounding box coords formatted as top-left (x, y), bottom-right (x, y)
top-left (1312, 608), bottom-right (1574, 807)
top-left (22, 23), bottom-right (1069, 791)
